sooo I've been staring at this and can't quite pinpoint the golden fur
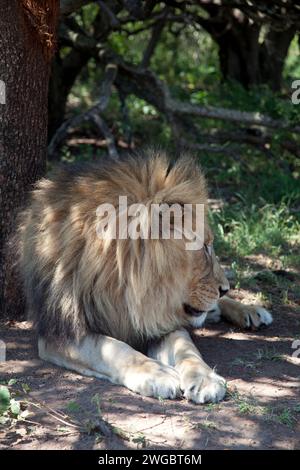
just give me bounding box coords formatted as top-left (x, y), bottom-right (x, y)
top-left (18, 149), bottom-right (273, 403)
top-left (18, 150), bottom-right (226, 348)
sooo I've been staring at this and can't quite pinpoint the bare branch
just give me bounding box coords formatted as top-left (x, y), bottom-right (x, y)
top-left (118, 90), bottom-right (133, 148)
top-left (97, 0), bottom-right (120, 28)
top-left (91, 114), bottom-right (119, 160)
top-left (140, 17), bottom-right (166, 69)
top-left (48, 63), bottom-right (118, 160)
top-left (167, 98), bottom-right (300, 132)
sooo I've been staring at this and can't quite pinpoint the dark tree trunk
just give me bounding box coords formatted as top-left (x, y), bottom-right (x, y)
top-left (48, 3), bottom-right (124, 143)
top-left (0, 0), bottom-right (59, 319)
top-left (48, 49), bottom-right (89, 143)
top-left (217, 24), bottom-right (295, 91)
top-left (201, 6), bottom-right (261, 88)
top-left (203, 6), bottom-right (295, 90)
top-left (259, 26), bottom-right (296, 91)
top-left (217, 23), bottom-right (260, 88)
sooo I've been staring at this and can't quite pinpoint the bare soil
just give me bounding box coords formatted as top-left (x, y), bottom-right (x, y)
top-left (1, 283), bottom-right (299, 450)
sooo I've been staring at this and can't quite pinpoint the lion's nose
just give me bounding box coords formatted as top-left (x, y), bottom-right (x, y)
top-left (219, 287), bottom-right (229, 297)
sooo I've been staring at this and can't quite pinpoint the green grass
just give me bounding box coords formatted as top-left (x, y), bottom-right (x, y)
top-left (228, 389), bottom-right (299, 428)
top-left (210, 200), bottom-right (300, 267)
top-left (276, 408), bottom-right (296, 427)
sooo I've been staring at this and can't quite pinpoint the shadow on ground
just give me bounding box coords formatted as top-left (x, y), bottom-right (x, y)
top-left (0, 288), bottom-right (299, 450)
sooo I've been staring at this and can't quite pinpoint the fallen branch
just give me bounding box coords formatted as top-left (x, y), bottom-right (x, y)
top-left (167, 99), bottom-right (300, 133)
top-left (100, 50), bottom-right (300, 134)
top-left (48, 63), bottom-right (119, 160)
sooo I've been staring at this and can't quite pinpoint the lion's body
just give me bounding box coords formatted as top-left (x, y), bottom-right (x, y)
top-left (18, 151), bottom-right (211, 347)
top-left (18, 150), bottom-right (272, 403)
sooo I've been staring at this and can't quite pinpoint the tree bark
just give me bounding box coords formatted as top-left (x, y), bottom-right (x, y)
top-left (0, 0), bottom-right (59, 319)
top-left (217, 22), bottom-right (260, 88)
top-left (259, 26), bottom-right (296, 92)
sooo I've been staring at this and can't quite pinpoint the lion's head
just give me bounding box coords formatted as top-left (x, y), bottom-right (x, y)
top-left (19, 149), bottom-right (229, 348)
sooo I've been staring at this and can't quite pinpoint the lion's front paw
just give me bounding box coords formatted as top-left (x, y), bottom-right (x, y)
top-left (236, 305), bottom-right (273, 329)
top-left (219, 297), bottom-right (273, 330)
top-left (124, 360), bottom-right (181, 399)
top-left (182, 371), bottom-right (226, 404)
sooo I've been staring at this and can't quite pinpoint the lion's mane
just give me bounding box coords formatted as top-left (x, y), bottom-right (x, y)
top-left (18, 150), bottom-right (207, 348)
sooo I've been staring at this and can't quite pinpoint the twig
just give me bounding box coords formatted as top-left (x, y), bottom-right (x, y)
top-left (22, 400), bottom-right (81, 429)
top-left (21, 399), bottom-right (80, 429)
top-left (140, 17), bottom-right (167, 69)
top-left (118, 89), bottom-right (133, 147)
top-left (97, 0), bottom-right (120, 28)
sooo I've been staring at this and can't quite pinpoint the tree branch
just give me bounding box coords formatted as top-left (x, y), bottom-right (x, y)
top-left (48, 63), bottom-right (119, 160)
top-left (105, 50), bottom-right (300, 133)
top-left (97, 0), bottom-right (120, 28)
top-left (140, 17), bottom-right (166, 69)
top-left (167, 99), bottom-right (300, 132)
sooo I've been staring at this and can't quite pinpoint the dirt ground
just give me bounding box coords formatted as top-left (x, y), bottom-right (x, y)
top-left (1, 282), bottom-right (300, 451)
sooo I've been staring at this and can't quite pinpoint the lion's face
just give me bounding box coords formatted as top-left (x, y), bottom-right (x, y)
top-left (183, 235), bottom-right (229, 327)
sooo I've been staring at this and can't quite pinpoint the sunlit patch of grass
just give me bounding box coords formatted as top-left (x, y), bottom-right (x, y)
top-left (211, 202), bottom-right (300, 261)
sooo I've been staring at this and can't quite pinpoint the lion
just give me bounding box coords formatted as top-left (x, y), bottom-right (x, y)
top-left (18, 149), bottom-right (272, 404)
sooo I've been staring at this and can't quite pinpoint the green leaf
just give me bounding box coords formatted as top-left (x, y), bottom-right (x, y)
top-left (8, 379), bottom-right (17, 386)
top-left (10, 399), bottom-right (21, 416)
top-left (0, 386), bottom-right (10, 414)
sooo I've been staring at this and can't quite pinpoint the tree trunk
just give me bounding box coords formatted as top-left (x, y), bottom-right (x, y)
top-left (217, 23), bottom-right (260, 88)
top-left (48, 49), bottom-right (89, 144)
top-left (217, 23), bottom-right (295, 91)
top-left (203, 6), bottom-right (295, 90)
top-left (260, 26), bottom-right (296, 92)
top-left (0, 0), bottom-right (59, 319)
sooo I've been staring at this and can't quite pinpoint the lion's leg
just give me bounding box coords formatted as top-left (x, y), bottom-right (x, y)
top-left (208, 296), bottom-right (273, 329)
top-left (148, 328), bottom-right (226, 404)
top-left (38, 335), bottom-right (180, 399)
